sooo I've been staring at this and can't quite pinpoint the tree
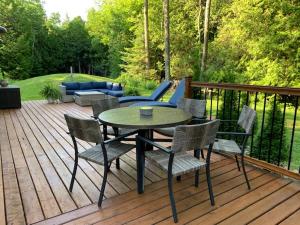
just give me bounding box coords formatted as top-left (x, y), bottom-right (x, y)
top-left (144, 0), bottom-right (150, 77)
top-left (201, 0), bottom-right (211, 74)
top-left (163, 0), bottom-right (170, 81)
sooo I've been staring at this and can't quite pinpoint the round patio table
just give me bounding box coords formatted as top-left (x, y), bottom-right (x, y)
top-left (99, 106), bottom-right (192, 193)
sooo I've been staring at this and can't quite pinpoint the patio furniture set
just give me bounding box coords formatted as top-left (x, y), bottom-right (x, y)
top-left (64, 79), bottom-right (257, 223)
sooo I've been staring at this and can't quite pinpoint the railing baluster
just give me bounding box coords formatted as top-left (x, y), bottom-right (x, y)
top-left (278, 95), bottom-right (287, 166)
top-left (216, 89), bottom-right (220, 119)
top-left (288, 96), bottom-right (298, 170)
top-left (237, 90), bottom-right (241, 116)
top-left (229, 90), bottom-right (233, 121)
top-left (210, 88), bottom-right (213, 120)
top-left (259, 93), bottom-right (267, 160)
top-left (246, 91), bottom-right (250, 106)
top-left (222, 90), bottom-right (226, 120)
top-left (250, 92), bottom-right (258, 156)
top-left (268, 94), bottom-right (277, 163)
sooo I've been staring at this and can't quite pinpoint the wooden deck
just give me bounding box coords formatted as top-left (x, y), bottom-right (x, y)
top-left (0, 101), bottom-right (300, 225)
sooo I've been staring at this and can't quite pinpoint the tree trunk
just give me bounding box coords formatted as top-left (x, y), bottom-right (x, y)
top-left (144, 0), bottom-right (150, 78)
top-left (163, 0), bottom-right (170, 81)
top-left (201, 0), bottom-right (211, 74)
top-left (198, 0), bottom-right (204, 80)
top-left (78, 60), bottom-right (81, 74)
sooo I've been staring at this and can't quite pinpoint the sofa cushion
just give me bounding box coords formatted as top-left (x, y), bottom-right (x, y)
top-left (62, 82), bottom-right (79, 90)
top-left (107, 90), bottom-right (124, 97)
top-left (66, 90), bottom-right (77, 95)
top-left (112, 83), bottom-right (122, 91)
top-left (96, 89), bottom-right (109, 94)
top-left (79, 82), bottom-right (93, 90)
top-left (92, 82), bottom-right (107, 89)
top-left (106, 82), bottom-right (113, 90)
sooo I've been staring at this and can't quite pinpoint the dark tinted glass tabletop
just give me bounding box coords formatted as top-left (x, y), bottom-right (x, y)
top-left (98, 106), bottom-right (192, 129)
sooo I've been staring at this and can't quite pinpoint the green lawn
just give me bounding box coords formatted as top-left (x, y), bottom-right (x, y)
top-left (11, 73), bottom-right (173, 101)
top-left (12, 73), bottom-right (114, 101)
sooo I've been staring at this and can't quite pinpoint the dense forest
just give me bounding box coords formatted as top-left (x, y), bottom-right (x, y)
top-left (0, 0), bottom-right (299, 86)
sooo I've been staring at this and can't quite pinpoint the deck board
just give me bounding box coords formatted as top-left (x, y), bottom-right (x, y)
top-left (1, 100), bottom-right (300, 225)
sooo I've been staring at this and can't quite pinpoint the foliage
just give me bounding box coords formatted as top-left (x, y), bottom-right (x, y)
top-left (0, 0), bottom-right (299, 88)
top-left (144, 80), bottom-right (157, 90)
top-left (252, 96), bottom-right (289, 165)
top-left (39, 82), bottom-right (61, 100)
top-left (124, 87), bottom-right (141, 96)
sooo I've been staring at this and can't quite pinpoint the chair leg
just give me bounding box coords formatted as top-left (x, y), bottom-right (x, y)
top-left (195, 170), bottom-right (200, 187)
top-left (241, 154), bottom-right (251, 190)
top-left (201, 149), bottom-right (205, 159)
top-left (98, 164), bottom-right (108, 207)
top-left (116, 158), bottom-right (120, 170)
top-left (206, 165), bottom-right (215, 206)
top-left (168, 173), bottom-right (178, 223)
top-left (194, 149), bottom-right (200, 187)
top-left (235, 154), bottom-right (240, 171)
top-left (69, 152), bottom-right (78, 192)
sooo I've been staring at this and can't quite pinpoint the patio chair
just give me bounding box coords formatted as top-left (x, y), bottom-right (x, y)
top-left (155, 98), bottom-right (207, 159)
top-left (136, 120), bottom-right (220, 222)
top-left (92, 98), bottom-right (137, 169)
top-left (118, 80), bottom-right (172, 106)
top-left (130, 79), bottom-right (185, 108)
top-left (65, 114), bottom-right (135, 207)
top-left (213, 105), bottom-right (256, 189)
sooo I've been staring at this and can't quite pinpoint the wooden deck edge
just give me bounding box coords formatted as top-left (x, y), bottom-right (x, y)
top-left (32, 204), bottom-right (99, 225)
top-left (244, 156), bottom-right (300, 181)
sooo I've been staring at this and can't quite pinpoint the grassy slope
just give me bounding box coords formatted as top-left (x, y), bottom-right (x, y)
top-left (12, 73), bottom-right (172, 101)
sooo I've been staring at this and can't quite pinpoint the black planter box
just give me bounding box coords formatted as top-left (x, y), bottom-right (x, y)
top-left (0, 85), bottom-right (21, 109)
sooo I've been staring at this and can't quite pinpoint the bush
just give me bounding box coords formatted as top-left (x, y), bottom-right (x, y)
top-left (125, 87), bottom-right (140, 96)
top-left (40, 83), bottom-right (61, 101)
top-left (144, 80), bottom-right (157, 90)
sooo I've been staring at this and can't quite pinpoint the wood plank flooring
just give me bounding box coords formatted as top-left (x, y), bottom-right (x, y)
top-left (1, 100), bottom-right (300, 225)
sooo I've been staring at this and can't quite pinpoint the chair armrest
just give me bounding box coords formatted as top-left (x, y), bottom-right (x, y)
top-left (104, 130), bottom-right (138, 144)
top-left (59, 85), bottom-right (66, 95)
top-left (137, 135), bottom-right (173, 154)
top-left (217, 131), bottom-right (251, 136)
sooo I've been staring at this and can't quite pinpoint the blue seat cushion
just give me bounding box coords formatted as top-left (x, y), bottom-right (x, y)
top-left (92, 82), bottom-right (107, 89)
top-left (79, 82), bottom-right (93, 90)
top-left (150, 80), bottom-right (172, 101)
top-left (118, 96), bottom-right (153, 103)
top-left (62, 82), bottom-right (79, 90)
top-left (106, 82), bottom-right (113, 90)
top-left (97, 89), bottom-right (109, 94)
top-left (130, 101), bottom-right (176, 108)
top-left (66, 90), bottom-right (77, 95)
top-left (169, 79), bottom-right (185, 105)
top-left (112, 83), bottom-right (122, 91)
top-left (107, 90), bottom-right (124, 97)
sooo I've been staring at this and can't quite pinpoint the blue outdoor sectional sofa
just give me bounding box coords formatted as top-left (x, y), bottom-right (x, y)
top-left (59, 81), bottom-right (123, 102)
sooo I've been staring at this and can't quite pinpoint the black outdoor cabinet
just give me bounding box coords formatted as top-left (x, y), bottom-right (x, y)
top-left (0, 85), bottom-right (21, 109)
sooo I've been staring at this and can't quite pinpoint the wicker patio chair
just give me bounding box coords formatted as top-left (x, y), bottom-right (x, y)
top-left (65, 114), bottom-right (136, 207)
top-left (155, 98), bottom-right (207, 159)
top-left (136, 119), bottom-right (220, 222)
top-left (213, 105), bottom-right (256, 189)
top-left (92, 98), bottom-right (137, 169)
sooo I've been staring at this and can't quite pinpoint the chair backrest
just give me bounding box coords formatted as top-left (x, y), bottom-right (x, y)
top-left (238, 105), bottom-right (256, 134)
top-left (150, 80), bottom-right (172, 100)
top-left (92, 97), bottom-right (120, 118)
top-left (65, 114), bottom-right (102, 143)
top-left (177, 98), bottom-right (206, 118)
top-left (168, 79), bottom-right (185, 105)
top-left (171, 119), bottom-right (220, 153)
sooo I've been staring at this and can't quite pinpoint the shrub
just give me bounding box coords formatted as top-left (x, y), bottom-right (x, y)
top-left (40, 83), bottom-right (61, 102)
top-left (144, 80), bottom-right (157, 90)
top-left (125, 87), bottom-right (140, 96)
